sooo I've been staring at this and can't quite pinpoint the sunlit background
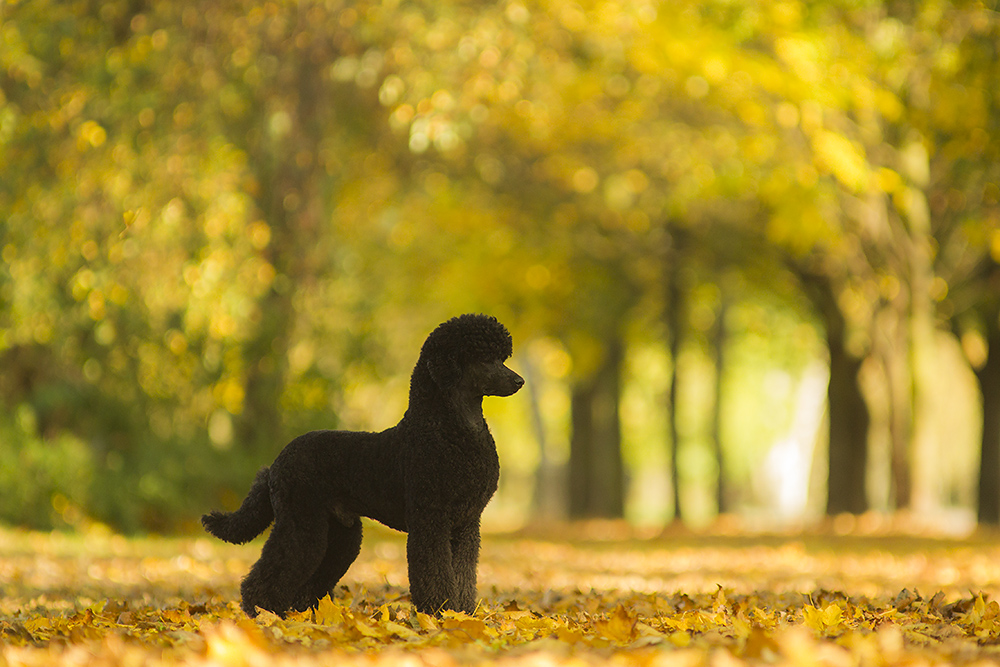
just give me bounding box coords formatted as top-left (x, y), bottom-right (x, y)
top-left (0, 0), bottom-right (998, 534)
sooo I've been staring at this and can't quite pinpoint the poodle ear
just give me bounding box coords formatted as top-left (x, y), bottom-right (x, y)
top-left (426, 355), bottom-right (460, 389)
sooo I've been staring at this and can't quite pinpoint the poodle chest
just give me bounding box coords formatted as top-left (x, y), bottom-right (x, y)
top-left (422, 437), bottom-right (499, 512)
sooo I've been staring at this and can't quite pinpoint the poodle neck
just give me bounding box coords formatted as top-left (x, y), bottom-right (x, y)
top-left (405, 389), bottom-right (487, 433)
top-left (449, 394), bottom-right (487, 432)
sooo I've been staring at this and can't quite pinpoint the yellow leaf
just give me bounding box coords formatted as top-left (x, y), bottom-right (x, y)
top-left (822, 603), bottom-right (844, 627)
top-left (352, 616), bottom-right (383, 639)
top-left (442, 612), bottom-right (490, 642)
top-left (383, 620), bottom-right (420, 640)
top-left (713, 586), bottom-right (729, 614)
top-left (635, 621), bottom-right (661, 637)
top-left (731, 614), bottom-right (752, 641)
top-left (503, 609), bottom-right (533, 622)
top-left (593, 605), bottom-right (637, 645)
top-left (313, 595), bottom-right (342, 625)
top-left (803, 605), bottom-right (821, 627)
top-left (964, 594), bottom-right (988, 625)
top-left (253, 608), bottom-right (283, 627)
top-left (802, 603), bottom-right (845, 635)
top-left (160, 608), bottom-right (189, 624)
top-left (668, 630), bottom-right (692, 647)
top-left (415, 612), bottom-right (439, 632)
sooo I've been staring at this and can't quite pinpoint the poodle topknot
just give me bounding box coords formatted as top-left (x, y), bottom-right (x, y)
top-left (202, 313), bottom-right (523, 618)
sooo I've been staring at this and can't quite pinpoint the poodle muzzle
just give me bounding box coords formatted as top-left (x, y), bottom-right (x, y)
top-left (487, 363), bottom-right (524, 397)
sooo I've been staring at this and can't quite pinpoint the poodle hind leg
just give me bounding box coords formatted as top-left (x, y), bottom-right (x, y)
top-left (290, 518), bottom-right (363, 612)
top-left (240, 514), bottom-right (328, 618)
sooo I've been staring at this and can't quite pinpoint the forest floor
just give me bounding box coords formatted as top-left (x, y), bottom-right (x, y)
top-left (3, 519), bottom-right (1000, 666)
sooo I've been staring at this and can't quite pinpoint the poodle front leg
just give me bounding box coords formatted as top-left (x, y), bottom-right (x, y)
top-left (450, 519), bottom-right (481, 614)
top-left (406, 512), bottom-right (457, 615)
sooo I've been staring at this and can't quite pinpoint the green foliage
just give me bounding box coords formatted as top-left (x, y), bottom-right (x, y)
top-left (0, 406), bottom-right (93, 530)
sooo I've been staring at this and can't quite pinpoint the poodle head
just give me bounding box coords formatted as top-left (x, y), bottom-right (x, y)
top-left (419, 314), bottom-right (523, 397)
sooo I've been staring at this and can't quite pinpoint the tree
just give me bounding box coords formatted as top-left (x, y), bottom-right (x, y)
top-left (0, 0), bottom-right (410, 527)
top-left (569, 336), bottom-right (625, 518)
top-left (910, 4), bottom-right (1000, 524)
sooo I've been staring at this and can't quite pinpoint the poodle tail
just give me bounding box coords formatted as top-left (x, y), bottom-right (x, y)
top-left (201, 467), bottom-right (274, 544)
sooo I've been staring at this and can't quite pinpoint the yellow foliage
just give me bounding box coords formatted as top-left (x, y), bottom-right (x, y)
top-left (811, 130), bottom-right (871, 193)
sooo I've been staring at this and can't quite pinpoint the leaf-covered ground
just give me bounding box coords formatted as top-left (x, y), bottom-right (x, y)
top-left (3, 521), bottom-right (1000, 666)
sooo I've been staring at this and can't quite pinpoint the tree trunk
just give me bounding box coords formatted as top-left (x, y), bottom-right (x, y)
top-left (665, 234), bottom-right (685, 522)
top-left (526, 358), bottom-right (562, 519)
top-left (568, 337), bottom-right (625, 518)
top-left (826, 322), bottom-right (870, 515)
top-left (235, 31), bottom-right (328, 457)
top-left (710, 295), bottom-right (728, 514)
top-left (796, 269), bottom-right (871, 516)
top-left (238, 286), bottom-right (295, 455)
top-left (977, 323), bottom-right (1000, 525)
top-left (876, 300), bottom-right (913, 509)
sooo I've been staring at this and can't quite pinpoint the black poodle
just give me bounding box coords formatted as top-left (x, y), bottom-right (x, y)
top-left (202, 314), bottom-right (523, 618)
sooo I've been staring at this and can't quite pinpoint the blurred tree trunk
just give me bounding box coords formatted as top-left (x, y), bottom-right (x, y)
top-left (526, 358), bottom-right (563, 519)
top-left (826, 325), bottom-right (870, 514)
top-left (797, 271), bottom-right (870, 515)
top-left (977, 322), bottom-right (1000, 525)
top-left (665, 233), bottom-right (685, 522)
top-left (710, 294), bottom-right (729, 514)
top-left (568, 337), bottom-right (625, 518)
top-left (903, 185), bottom-right (938, 514)
top-left (875, 296), bottom-right (914, 510)
top-left (232, 13), bottom-right (341, 457)
top-left (237, 89), bottom-right (315, 455)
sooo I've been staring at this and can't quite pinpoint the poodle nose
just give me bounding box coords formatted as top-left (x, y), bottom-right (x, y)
top-left (508, 370), bottom-right (525, 394)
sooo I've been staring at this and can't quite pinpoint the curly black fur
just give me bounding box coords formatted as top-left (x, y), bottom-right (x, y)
top-left (202, 314), bottom-right (523, 618)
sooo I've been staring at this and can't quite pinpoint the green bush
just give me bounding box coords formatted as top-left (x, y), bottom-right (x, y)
top-left (0, 405), bottom-right (94, 529)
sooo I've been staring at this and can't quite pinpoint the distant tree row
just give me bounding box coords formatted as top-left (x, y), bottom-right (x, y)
top-left (1, 0), bottom-right (997, 531)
